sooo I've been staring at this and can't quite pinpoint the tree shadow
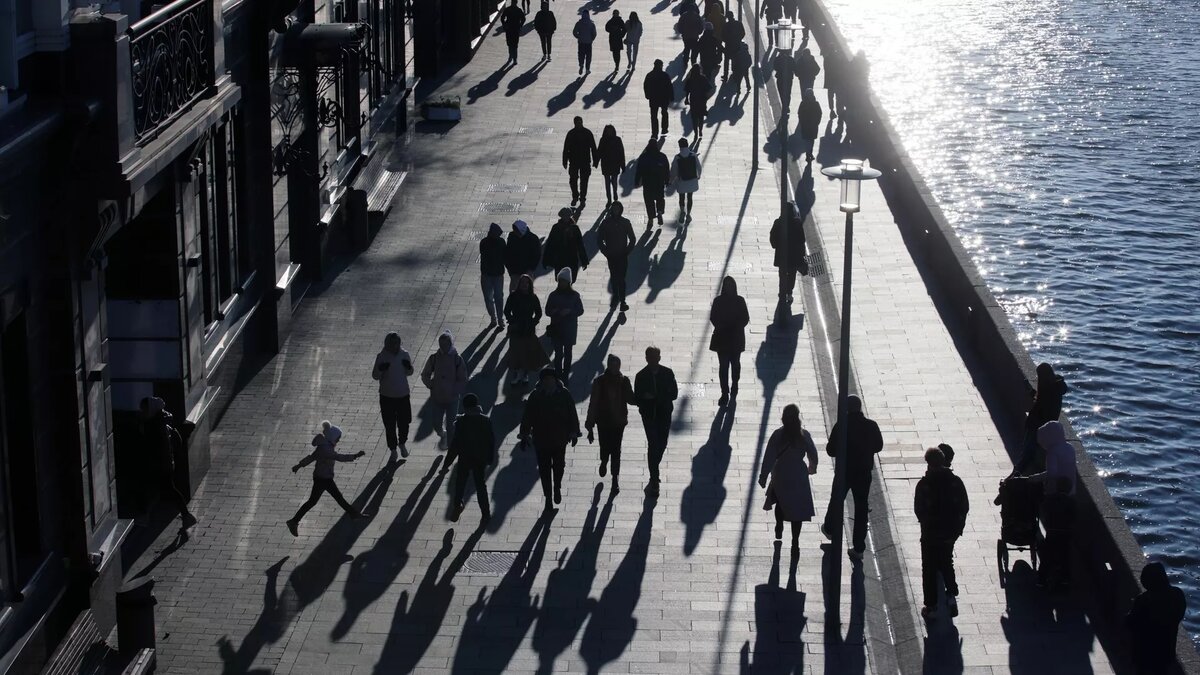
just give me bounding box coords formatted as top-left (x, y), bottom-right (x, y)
top-left (1000, 561), bottom-right (1098, 674)
top-left (506, 59), bottom-right (550, 97)
top-left (681, 405), bottom-right (735, 556)
top-left (531, 484), bottom-right (614, 674)
top-left (740, 541), bottom-right (807, 674)
top-left (548, 76), bottom-right (588, 117)
top-left (468, 62), bottom-right (517, 104)
top-left (644, 225), bottom-right (687, 303)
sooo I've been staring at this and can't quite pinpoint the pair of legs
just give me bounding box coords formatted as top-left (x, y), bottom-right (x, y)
top-left (535, 443), bottom-right (568, 506)
top-left (920, 536), bottom-right (959, 611)
top-left (506, 35), bottom-right (520, 63)
top-left (1038, 529), bottom-right (1072, 589)
top-left (291, 477), bottom-right (361, 525)
top-left (774, 509), bottom-right (802, 547)
top-left (482, 274), bottom-right (506, 325)
top-left (597, 423), bottom-right (624, 490)
top-left (678, 191), bottom-right (694, 216)
top-left (611, 48), bottom-right (621, 69)
top-left (649, 103), bottom-right (669, 136)
top-left (640, 411), bottom-right (671, 485)
top-left (626, 41), bottom-right (639, 68)
top-left (552, 342), bottom-right (574, 379)
top-left (717, 351), bottom-right (741, 399)
top-left (800, 136), bottom-right (815, 161)
top-left (823, 475), bottom-right (871, 552)
top-left (643, 186), bottom-right (666, 224)
top-left (539, 33), bottom-right (552, 57)
top-left (453, 461), bottom-right (491, 519)
top-left (603, 172), bottom-right (620, 202)
top-left (569, 164), bottom-right (591, 203)
top-left (379, 394), bottom-right (412, 452)
top-left (577, 42), bottom-right (592, 73)
top-left (158, 461), bottom-right (195, 525)
top-left (433, 398), bottom-right (460, 447)
top-left (606, 257), bottom-right (629, 309)
top-left (779, 268), bottom-right (800, 302)
top-left (690, 105), bottom-right (707, 139)
top-left (682, 38), bottom-right (699, 63)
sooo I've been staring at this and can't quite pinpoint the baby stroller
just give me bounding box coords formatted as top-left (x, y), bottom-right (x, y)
top-left (994, 475), bottom-right (1042, 586)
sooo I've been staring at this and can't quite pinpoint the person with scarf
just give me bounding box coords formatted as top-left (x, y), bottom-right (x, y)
top-left (709, 276), bottom-right (750, 406)
top-left (669, 136), bottom-right (703, 219)
top-left (597, 201), bottom-right (636, 311)
top-left (545, 268), bottom-right (585, 379)
top-left (372, 332), bottom-right (415, 457)
top-left (480, 222), bottom-right (507, 328)
top-left (759, 404), bottom-right (819, 552)
top-left (504, 274), bottom-right (550, 386)
top-left (542, 207), bottom-right (589, 282)
top-left (586, 354), bottom-right (635, 494)
top-left (287, 422), bottom-right (367, 535)
top-left (504, 219), bottom-right (542, 291)
top-left (421, 330), bottom-right (468, 450)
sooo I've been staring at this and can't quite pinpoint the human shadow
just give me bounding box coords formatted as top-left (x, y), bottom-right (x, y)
top-left (761, 117), bottom-right (805, 167)
top-left (644, 225), bottom-right (687, 303)
top-left (651, 0), bottom-right (672, 13)
top-left (468, 62), bottom-right (517, 104)
top-left (793, 162), bottom-right (816, 222)
top-left (740, 541), bottom-right (807, 674)
top-left (1000, 561), bottom-right (1097, 674)
top-left (706, 78), bottom-right (747, 127)
top-left (579, 493), bottom-right (657, 672)
top-left (815, 118), bottom-right (850, 171)
top-left (216, 462), bottom-right (398, 673)
top-left (581, 68), bottom-right (633, 109)
top-left (548, 76), bottom-right (587, 117)
top-left (923, 622), bottom-right (964, 675)
top-left (531, 484), bottom-right (614, 674)
top-left (507, 59), bottom-right (550, 97)
top-left (131, 526), bottom-right (189, 580)
top-left (450, 514), bottom-right (555, 673)
top-left (567, 310), bottom-right (620, 397)
top-left (626, 223), bottom-right (662, 295)
top-left (681, 405), bottom-right (736, 556)
top-left (820, 541), bottom-right (868, 674)
top-left (373, 526), bottom-right (486, 674)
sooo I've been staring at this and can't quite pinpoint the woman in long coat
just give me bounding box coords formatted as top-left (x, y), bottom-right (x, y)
top-left (759, 404), bottom-right (819, 551)
top-left (544, 268), bottom-right (585, 379)
top-left (504, 274), bottom-right (550, 386)
top-left (709, 276), bottom-right (749, 406)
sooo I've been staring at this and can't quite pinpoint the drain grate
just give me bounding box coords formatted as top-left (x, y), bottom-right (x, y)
top-left (517, 126), bottom-right (555, 135)
top-left (718, 215), bottom-right (759, 227)
top-left (487, 183), bottom-right (529, 193)
top-left (462, 551), bottom-right (519, 576)
top-left (479, 202), bottom-right (521, 214)
top-left (805, 251), bottom-right (828, 277)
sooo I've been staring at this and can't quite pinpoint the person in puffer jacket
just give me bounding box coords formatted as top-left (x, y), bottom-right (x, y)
top-left (421, 331), bottom-right (468, 450)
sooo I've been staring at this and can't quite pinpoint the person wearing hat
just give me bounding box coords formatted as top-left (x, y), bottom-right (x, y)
top-left (480, 223), bottom-right (508, 329)
top-left (545, 268), bottom-right (585, 380)
top-left (287, 421), bottom-right (367, 535)
top-left (505, 219), bottom-right (542, 292)
top-left (372, 332), bottom-right (415, 457)
top-left (634, 345), bottom-right (678, 494)
top-left (596, 201), bottom-right (636, 311)
top-left (586, 354), bottom-right (635, 494)
top-left (542, 207), bottom-right (589, 283)
top-left (421, 331), bottom-right (469, 450)
top-left (519, 368), bottom-right (581, 510)
top-left (448, 393), bottom-right (497, 522)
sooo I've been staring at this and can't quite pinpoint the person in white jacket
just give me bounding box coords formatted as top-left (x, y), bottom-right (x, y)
top-left (421, 330), bottom-right (469, 450)
top-left (372, 332), bottom-right (415, 457)
top-left (669, 137), bottom-right (703, 221)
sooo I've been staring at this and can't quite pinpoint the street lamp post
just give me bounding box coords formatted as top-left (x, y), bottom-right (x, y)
top-left (768, 21), bottom-right (797, 323)
top-left (819, 159), bottom-right (880, 596)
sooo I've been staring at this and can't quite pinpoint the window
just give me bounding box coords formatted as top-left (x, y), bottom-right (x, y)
top-left (197, 116), bottom-right (248, 327)
top-left (0, 312), bottom-right (42, 600)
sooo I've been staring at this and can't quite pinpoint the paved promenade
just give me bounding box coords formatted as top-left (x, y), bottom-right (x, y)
top-left (127, 0), bottom-right (1121, 673)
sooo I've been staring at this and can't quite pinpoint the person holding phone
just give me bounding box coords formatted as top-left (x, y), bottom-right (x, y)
top-left (373, 332), bottom-right (415, 457)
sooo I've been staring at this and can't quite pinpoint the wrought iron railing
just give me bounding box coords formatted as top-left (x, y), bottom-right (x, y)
top-left (129, 0), bottom-right (214, 143)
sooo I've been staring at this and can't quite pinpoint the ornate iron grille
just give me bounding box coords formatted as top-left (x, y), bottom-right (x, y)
top-left (129, 0), bottom-right (214, 143)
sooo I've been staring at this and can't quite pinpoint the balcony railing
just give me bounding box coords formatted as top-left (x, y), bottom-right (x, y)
top-left (128, 0), bottom-right (214, 143)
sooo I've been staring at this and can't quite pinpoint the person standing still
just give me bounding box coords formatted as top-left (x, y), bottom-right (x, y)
top-left (770, 201), bottom-right (807, 304)
top-left (287, 422), bottom-right (367, 536)
top-left (709, 276), bottom-right (749, 406)
top-left (563, 116), bottom-right (598, 206)
top-left (634, 346), bottom-right (678, 495)
top-left (534, 1), bottom-right (557, 60)
top-left (542, 207), bottom-right (589, 282)
top-left (372, 333), bottom-right (415, 457)
top-left (821, 394), bottom-right (883, 559)
top-left (500, 0), bottom-right (526, 64)
top-left (596, 124), bottom-right (626, 205)
top-left (586, 354), bottom-right (635, 494)
top-left (643, 59), bottom-right (675, 137)
top-left (914, 447), bottom-right (969, 619)
top-left (759, 404), bottom-right (819, 553)
top-left (421, 331), bottom-right (468, 450)
top-left (634, 139), bottom-right (671, 226)
top-left (624, 12), bottom-right (643, 70)
top-left (669, 136), bottom-right (702, 220)
top-left (504, 219), bottom-right (542, 292)
top-left (605, 10), bottom-right (626, 71)
top-left (1127, 562), bottom-right (1187, 675)
top-left (573, 10), bottom-right (597, 75)
top-left (520, 368), bottom-right (582, 511)
top-left (480, 223), bottom-right (507, 329)
top-left (545, 268), bottom-right (585, 380)
top-left (448, 393), bottom-right (496, 522)
top-left (597, 201), bottom-right (636, 311)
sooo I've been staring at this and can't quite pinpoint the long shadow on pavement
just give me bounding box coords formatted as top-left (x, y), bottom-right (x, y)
top-left (681, 404), bottom-right (736, 556)
top-left (741, 541), bottom-right (808, 673)
top-left (821, 543), bottom-right (867, 675)
top-left (644, 224), bottom-right (687, 303)
top-left (548, 76), bottom-right (588, 117)
top-left (468, 62), bottom-right (517, 104)
top-left (999, 562), bottom-right (1098, 675)
top-left (507, 59), bottom-right (549, 97)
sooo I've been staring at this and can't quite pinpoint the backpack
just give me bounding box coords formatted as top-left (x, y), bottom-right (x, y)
top-left (679, 155), bottom-right (698, 181)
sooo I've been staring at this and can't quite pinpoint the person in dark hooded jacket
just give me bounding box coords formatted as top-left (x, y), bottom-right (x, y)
top-left (542, 208), bottom-right (589, 282)
top-left (797, 88), bottom-right (822, 162)
top-left (597, 201), bottom-right (636, 311)
top-left (773, 46), bottom-right (798, 105)
top-left (504, 274), bottom-right (550, 385)
top-left (796, 47), bottom-right (820, 90)
top-left (643, 59), bottom-right (675, 137)
top-left (534, 1), bottom-right (557, 59)
top-left (1127, 562), bottom-right (1187, 675)
top-left (822, 394), bottom-right (883, 558)
top-left (770, 202), bottom-right (807, 303)
top-left (520, 368), bottom-right (581, 510)
top-left (563, 116), bottom-right (598, 205)
top-left (709, 276), bottom-right (749, 406)
top-left (480, 223), bottom-right (507, 328)
top-left (1016, 362), bottom-right (1069, 473)
top-left (500, 0), bottom-right (526, 64)
top-left (448, 393), bottom-right (497, 522)
top-left (545, 268), bottom-right (585, 379)
top-left (914, 447), bottom-right (969, 619)
top-left (504, 219), bottom-right (542, 291)
top-left (634, 140), bottom-right (671, 226)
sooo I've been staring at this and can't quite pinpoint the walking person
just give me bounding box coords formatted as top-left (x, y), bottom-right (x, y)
top-left (542, 207), bottom-right (589, 282)
top-left (698, 24), bottom-right (722, 85)
top-left (1127, 562), bottom-right (1187, 675)
top-left (545, 268), bottom-right (585, 380)
top-left (1016, 362), bottom-right (1069, 474)
top-left (684, 65), bottom-right (711, 140)
top-left (821, 394), bottom-right (884, 560)
top-left (782, 0), bottom-right (799, 23)
top-left (504, 219), bottom-right (542, 291)
top-left (634, 346), bottom-right (678, 495)
top-left (721, 10), bottom-right (745, 81)
top-left (480, 223), bottom-right (508, 329)
top-left (520, 368), bottom-right (582, 511)
top-left (287, 422), bottom-right (367, 535)
top-left (534, 1), bottom-right (557, 60)
top-left (643, 59), bottom-right (675, 137)
top-left (796, 46), bottom-right (820, 92)
top-left (573, 10), bottom-right (597, 75)
top-left (605, 10), bottom-right (626, 71)
top-left (563, 116), bottom-right (598, 206)
top-left (372, 333), bottom-right (415, 458)
top-left (679, 9), bottom-right (704, 64)
top-left (771, 201), bottom-right (807, 304)
top-left (634, 139), bottom-right (670, 226)
top-left (703, 0), bottom-right (726, 41)
top-left (597, 201), bottom-right (636, 311)
top-left (914, 446), bottom-right (969, 619)
top-left (504, 274), bottom-right (550, 386)
top-left (760, 0), bottom-right (783, 47)
top-left (731, 42), bottom-right (752, 94)
top-left (759, 404), bottom-right (819, 553)
top-left (624, 11), bottom-right (643, 70)
top-left (596, 124), bottom-right (626, 205)
top-left (773, 45), bottom-right (797, 106)
top-left (824, 44), bottom-right (842, 118)
top-left (709, 276), bottom-right (749, 406)
top-left (500, 0), bottom-right (526, 64)
top-left (797, 88), bottom-right (822, 162)
top-left (669, 137), bottom-right (702, 220)
top-left (421, 331), bottom-right (469, 451)
top-left (586, 354), bottom-right (635, 494)
top-left (448, 393), bottom-right (496, 523)
top-left (138, 397), bottom-right (197, 528)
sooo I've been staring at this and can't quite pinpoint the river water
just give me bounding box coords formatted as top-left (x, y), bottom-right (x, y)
top-left (822, 0), bottom-right (1200, 641)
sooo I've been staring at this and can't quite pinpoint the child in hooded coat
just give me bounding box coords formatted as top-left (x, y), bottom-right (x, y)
top-left (287, 422), bottom-right (367, 535)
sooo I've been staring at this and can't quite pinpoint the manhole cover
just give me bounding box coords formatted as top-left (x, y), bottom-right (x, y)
top-left (462, 551), bottom-right (519, 576)
top-left (805, 251), bottom-right (828, 277)
top-left (517, 126), bottom-right (555, 135)
top-left (487, 183), bottom-right (529, 193)
top-left (479, 202), bottom-right (521, 214)
top-left (718, 215), bottom-right (759, 227)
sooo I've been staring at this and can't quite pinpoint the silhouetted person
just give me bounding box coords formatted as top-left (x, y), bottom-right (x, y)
top-left (624, 12), bottom-right (643, 70)
top-left (596, 124), bottom-right (626, 204)
top-left (421, 331), bottom-right (468, 450)
top-left (635, 346), bottom-right (678, 495)
top-left (770, 201), bottom-right (807, 304)
top-left (678, 0), bottom-right (700, 17)
top-left (605, 10), bottom-right (626, 70)
top-left (500, 0), bottom-right (527, 64)
top-left (504, 219), bottom-right (541, 291)
top-left (448, 394), bottom-right (496, 522)
top-left (1037, 476), bottom-right (1074, 591)
top-left (703, 0), bottom-right (725, 41)
top-left (545, 268), bottom-right (585, 379)
top-left (797, 88), bottom-right (822, 162)
top-left (731, 42), bottom-right (752, 94)
top-left (534, 2), bottom-right (557, 59)
top-left (709, 276), bottom-right (749, 406)
top-left (782, 0), bottom-right (799, 22)
top-left (760, 0), bottom-right (783, 46)
top-left (822, 394), bottom-right (883, 559)
top-left (643, 59), bottom-right (675, 137)
top-left (1127, 562), bottom-right (1187, 675)
top-left (597, 201), bottom-right (636, 311)
top-left (684, 66), bottom-right (711, 140)
top-left (914, 446), bottom-right (969, 619)
top-left (824, 44), bottom-right (842, 117)
top-left (504, 274), bottom-right (550, 386)
top-left (796, 47), bottom-right (820, 91)
top-left (563, 116), bottom-right (598, 206)
top-left (520, 368), bottom-right (581, 510)
top-left (698, 24), bottom-right (722, 85)
top-left (1016, 362), bottom-right (1069, 474)
top-left (773, 46), bottom-right (797, 106)
top-left (634, 139), bottom-right (670, 226)
top-left (287, 422), bottom-right (366, 535)
top-left (669, 136), bottom-right (703, 219)
top-left (721, 10), bottom-right (745, 80)
top-left (372, 332), bottom-right (415, 457)
top-left (759, 404), bottom-right (819, 553)
top-left (573, 10), bottom-right (597, 75)
top-left (586, 354), bottom-right (635, 494)
top-left (480, 222), bottom-right (508, 328)
top-left (679, 9), bottom-right (704, 64)
top-left (139, 396), bottom-right (197, 528)
top-left (542, 207), bottom-right (589, 282)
